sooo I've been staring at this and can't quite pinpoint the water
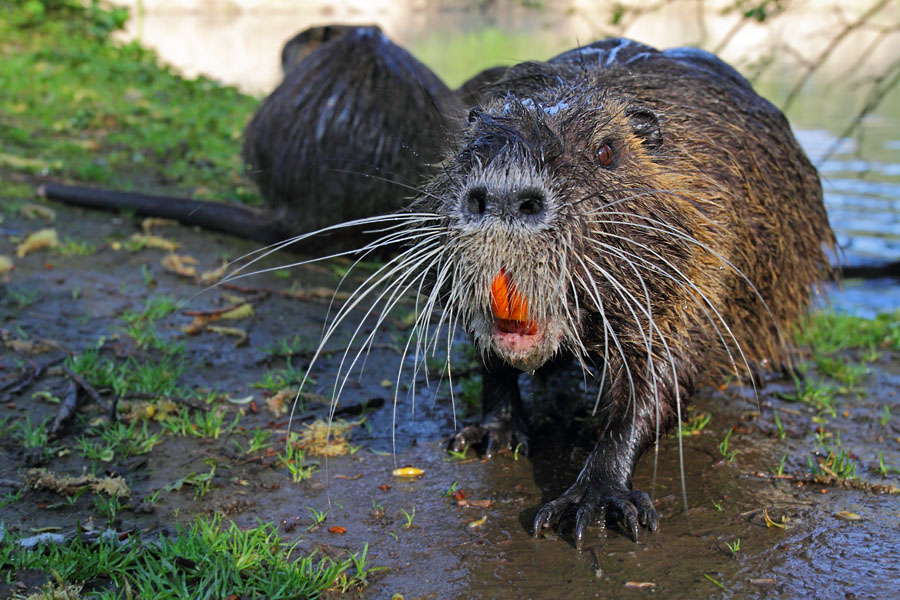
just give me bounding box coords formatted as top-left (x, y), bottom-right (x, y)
top-left (115, 0), bottom-right (900, 314)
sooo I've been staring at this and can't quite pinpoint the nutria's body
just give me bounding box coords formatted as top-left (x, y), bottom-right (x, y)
top-left (243, 25), bottom-right (461, 248)
top-left (394, 38), bottom-right (833, 546)
top-left (279, 24), bottom-right (363, 75)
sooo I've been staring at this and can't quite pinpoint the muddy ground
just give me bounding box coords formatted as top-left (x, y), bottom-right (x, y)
top-left (1, 196), bottom-right (899, 599)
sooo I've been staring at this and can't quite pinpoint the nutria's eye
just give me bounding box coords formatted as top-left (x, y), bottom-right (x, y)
top-left (598, 144), bottom-right (613, 167)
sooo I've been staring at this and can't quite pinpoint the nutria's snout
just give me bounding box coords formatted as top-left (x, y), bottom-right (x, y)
top-left (462, 185), bottom-right (548, 224)
top-left (441, 165), bottom-right (571, 372)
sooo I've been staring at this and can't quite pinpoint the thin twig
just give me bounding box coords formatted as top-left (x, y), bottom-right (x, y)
top-left (782, 0), bottom-right (891, 110)
top-left (48, 380), bottom-right (79, 438)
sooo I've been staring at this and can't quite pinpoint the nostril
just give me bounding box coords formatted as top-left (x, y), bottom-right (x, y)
top-left (517, 188), bottom-right (545, 216)
top-left (465, 186), bottom-right (488, 215)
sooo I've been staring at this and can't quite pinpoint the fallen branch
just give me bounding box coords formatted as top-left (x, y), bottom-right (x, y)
top-left (48, 379), bottom-right (79, 438)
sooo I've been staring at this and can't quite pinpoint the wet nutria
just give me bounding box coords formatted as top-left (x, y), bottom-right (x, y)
top-left (242, 25), bottom-right (462, 249)
top-left (315, 37), bottom-right (833, 549)
top-left (42, 26), bottom-right (460, 249)
top-left (279, 24), bottom-right (363, 75)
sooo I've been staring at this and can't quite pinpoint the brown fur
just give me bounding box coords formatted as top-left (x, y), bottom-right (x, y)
top-left (303, 37), bottom-right (835, 546)
top-left (242, 26), bottom-right (461, 248)
top-left (423, 43), bottom-right (833, 388)
top-left (411, 41), bottom-right (836, 545)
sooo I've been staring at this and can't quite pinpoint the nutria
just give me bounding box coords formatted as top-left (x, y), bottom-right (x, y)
top-left (313, 37), bottom-right (833, 549)
top-left (242, 25), bottom-right (462, 249)
top-left (455, 65), bottom-right (509, 107)
top-left (280, 24), bottom-right (362, 75)
top-left (42, 26), bottom-right (460, 249)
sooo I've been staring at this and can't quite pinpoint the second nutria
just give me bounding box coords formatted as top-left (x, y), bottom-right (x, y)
top-left (242, 25), bottom-right (462, 249)
top-left (316, 37), bottom-right (834, 549)
top-left (279, 24), bottom-right (363, 75)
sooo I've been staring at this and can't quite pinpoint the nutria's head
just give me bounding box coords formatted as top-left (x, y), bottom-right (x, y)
top-left (280, 24), bottom-right (375, 75)
top-left (418, 65), bottom-right (707, 372)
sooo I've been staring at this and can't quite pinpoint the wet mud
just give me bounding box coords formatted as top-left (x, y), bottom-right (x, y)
top-left (2, 200), bottom-right (899, 599)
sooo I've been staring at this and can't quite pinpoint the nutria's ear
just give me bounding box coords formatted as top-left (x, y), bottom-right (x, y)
top-left (625, 106), bottom-right (662, 150)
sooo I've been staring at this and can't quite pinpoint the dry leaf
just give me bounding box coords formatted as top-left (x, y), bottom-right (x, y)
top-left (199, 263), bottom-right (228, 286)
top-left (161, 253), bottom-right (199, 278)
top-left (300, 419), bottom-right (362, 457)
top-left (17, 228), bottom-right (58, 257)
top-left (763, 507), bottom-right (787, 529)
top-left (220, 303), bottom-right (253, 319)
top-left (467, 515), bottom-right (488, 528)
top-left (834, 511), bottom-right (862, 521)
top-left (0, 152), bottom-right (59, 172)
top-left (0, 255), bottom-right (12, 273)
top-left (265, 388), bottom-right (297, 417)
top-left (20, 203), bottom-right (56, 222)
top-left (142, 217), bottom-right (179, 233)
top-left (24, 469), bottom-right (130, 497)
top-left (130, 233), bottom-right (178, 252)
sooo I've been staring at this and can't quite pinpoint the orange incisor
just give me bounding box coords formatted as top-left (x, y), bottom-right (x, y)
top-left (490, 269), bottom-right (537, 335)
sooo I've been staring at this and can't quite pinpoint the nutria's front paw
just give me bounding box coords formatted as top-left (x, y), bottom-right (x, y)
top-left (449, 417), bottom-right (529, 459)
top-left (532, 482), bottom-right (657, 549)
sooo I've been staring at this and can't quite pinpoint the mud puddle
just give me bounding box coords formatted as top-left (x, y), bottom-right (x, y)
top-left (2, 200), bottom-right (899, 599)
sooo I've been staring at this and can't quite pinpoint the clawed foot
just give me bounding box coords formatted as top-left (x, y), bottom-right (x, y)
top-left (532, 481), bottom-right (658, 549)
top-left (449, 416), bottom-right (529, 459)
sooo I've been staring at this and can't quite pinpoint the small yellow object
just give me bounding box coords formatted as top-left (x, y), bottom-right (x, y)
top-left (16, 228), bottom-right (58, 257)
top-left (467, 515), bottom-right (488, 528)
top-left (220, 304), bottom-right (254, 320)
top-left (146, 405), bottom-right (156, 418)
top-left (834, 511), bottom-right (862, 521)
top-left (392, 466), bottom-right (425, 478)
top-left (20, 203), bottom-right (56, 222)
top-left (762, 507), bottom-right (786, 529)
top-left (129, 233), bottom-right (178, 252)
top-left (0, 255), bottom-right (13, 273)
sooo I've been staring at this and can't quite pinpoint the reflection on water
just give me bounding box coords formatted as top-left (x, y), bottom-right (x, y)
top-left (115, 0), bottom-right (900, 312)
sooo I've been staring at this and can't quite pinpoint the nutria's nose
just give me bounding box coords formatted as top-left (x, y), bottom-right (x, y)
top-left (463, 185), bottom-right (547, 222)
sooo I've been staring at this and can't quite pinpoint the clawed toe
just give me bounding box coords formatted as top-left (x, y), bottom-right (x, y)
top-left (533, 483), bottom-right (658, 549)
top-left (449, 419), bottom-right (528, 458)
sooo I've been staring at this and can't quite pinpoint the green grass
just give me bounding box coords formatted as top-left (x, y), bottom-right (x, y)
top-left (718, 427), bottom-right (739, 463)
top-left (0, 514), bottom-right (376, 598)
top-left (809, 448), bottom-right (858, 479)
top-left (0, 0), bottom-right (260, 204)
top-left (77, 420), bottom-right (163, 462)
top-left (252, 362), bottom-right (309, 393)
top-left (15, 414), bottom-right (51, 450)
top-left (67, 350), bottom-right (185, 399)
top-left (160, 406), bottom-right (241, 439)
top-left (679, 410), bottom-right (712, 436)
top-left (797, 310), bottom-right (900, 355)
top-left (119, 294), bottom-right (183, 353)
top-left (777, 374), bottom-right (839, 418)
top-left (279, 433), bottom-right (317, 483)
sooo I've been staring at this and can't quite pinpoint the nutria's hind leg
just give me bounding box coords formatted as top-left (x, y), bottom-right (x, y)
top-left (532, 391), bottom-right (662, 549)
top-left (449, 353), bottom-right (529, 459)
